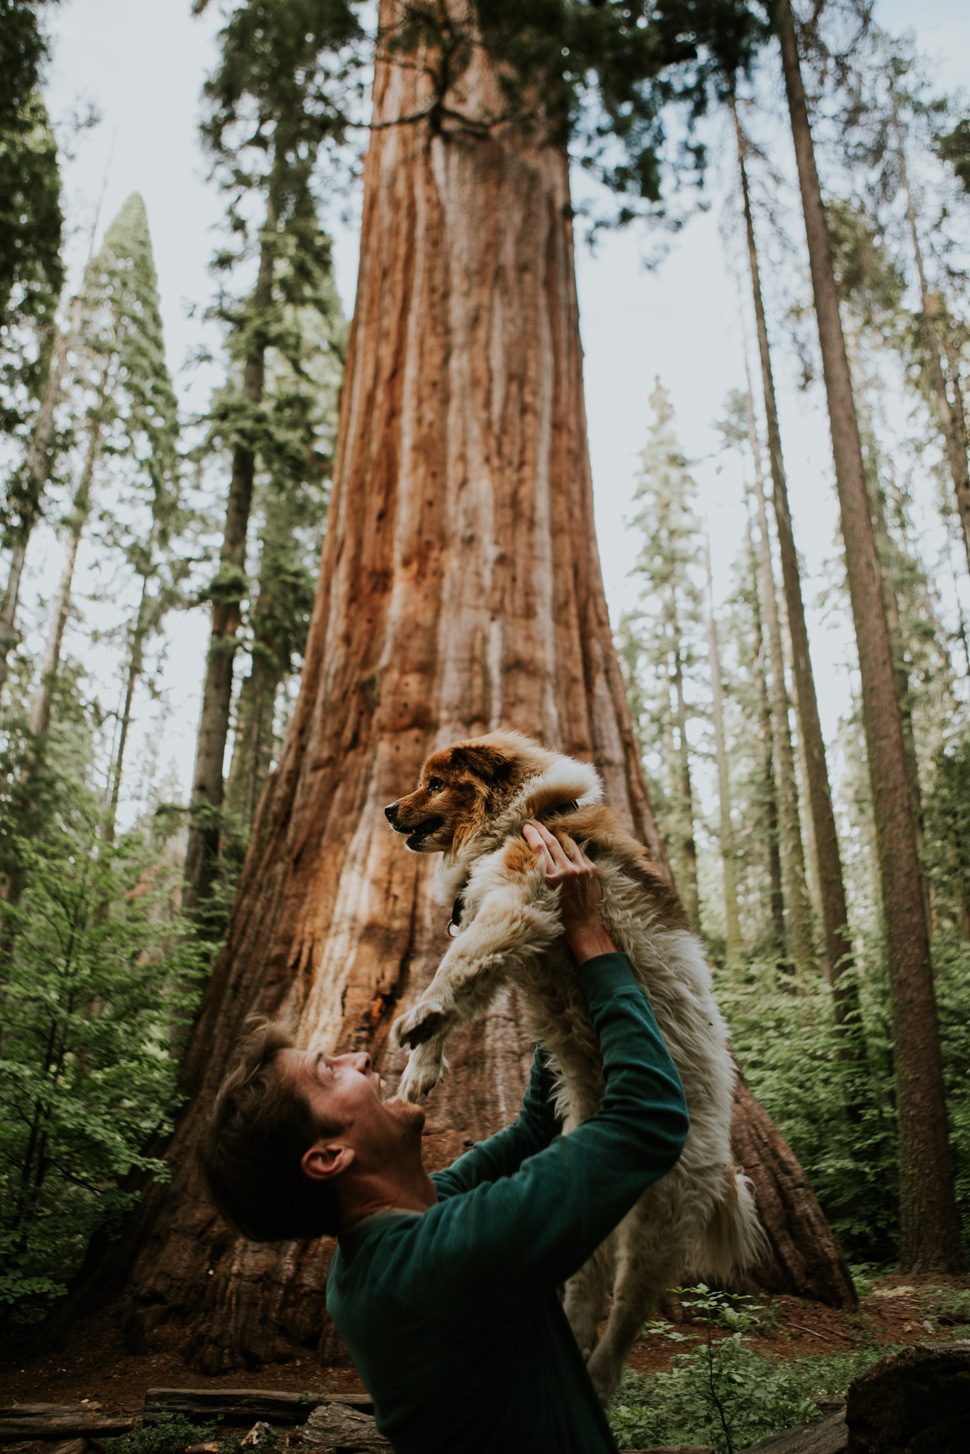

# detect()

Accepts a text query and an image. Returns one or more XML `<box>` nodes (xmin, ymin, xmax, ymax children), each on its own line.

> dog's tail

<box><xmin>687</xmin><ymin>1165</ymin><xmax>768</xmax><ymax>1283</ymax></box>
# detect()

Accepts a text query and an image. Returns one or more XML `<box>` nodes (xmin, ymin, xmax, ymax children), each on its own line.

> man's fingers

<box><xmin>524</xmin><ymin>822</ymin><xmax>592</xmax><ymax>879</ymax></box>
<box><xmin>523</xmin><ymin>821</ymin><xmax>556</xmax><ymax>871</ymax></box>
<box><xmin>558</xmin><ymin>832</ymin><xmax>590</xmax><ymax>870</ymax></box>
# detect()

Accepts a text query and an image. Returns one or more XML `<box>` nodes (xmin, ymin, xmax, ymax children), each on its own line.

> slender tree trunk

<box><xmin>735</xmin><ymin>103</ymin><xmax>856</xmax><ymax>1023</ymax></box>
<box><xmin>102</xmin><ymin>576</ymin><xmax>152</xmax><ymax>845</ymax></box>
<box><xmin>893</xmin><ymin>109</ymin><xmax>970</xmax><ymax>574</ymax></box>
<box><xmin>743</xmin><ymin>509</ymin><xmax>787</xmax><ymax>952</ymax></box>
<box><xmin>71</xmin><ymin>6</ymin><xmax>855</xmax><ymax>1368</ymax></box>
<box><xmin>225</xmin><ymin>586</ymin><xmax>287</xmax><ymax>834</ymax></box>
<box><xmin>28</xmin><ymin>397</ymin><xmax>104</xmax><ymax>741</ymax></box>
<box><xmin>0</xmin><ymin>282</ymin><xmax>90</xmax><ymax>699</ymax></box>
<box><xmin>182</xmin><ymin>186</ymin><xmax>280</xmax><ymax>915</ymax></box>
<box><xmin>777</xmin><ymin>0</ymin><xmax>964</xmax><ymax>1273</ymax></box>
<box><xmin>669</xmin><ymin>604</ymin><xmax>701</xmax><ymax>935</ymax></box>
<box><xmin>743</xmin><ymin>376</ymin><xmax>815</xmax><ymax>980</ymax></box>
<box><xmin>703</xmin><ymin>526</ymin><xmax>741</xmax><ymax>958</ymax></box>
<box><xmin>851</xmin><ymin>364</ymin><xmax>926</xmax><ymax>880</ymax></box>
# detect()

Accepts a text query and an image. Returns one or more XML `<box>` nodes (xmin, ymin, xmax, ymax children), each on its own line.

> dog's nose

<box><xmin>385</xmin><ymin>802</ymin><xmax>399</xmax><ymax>823</ymax></box>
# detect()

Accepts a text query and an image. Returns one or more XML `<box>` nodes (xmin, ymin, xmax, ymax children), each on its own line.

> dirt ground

<box><xmin>1</xmin><ymin>1273</ymin><xmax>968</xmax><ymax>1425</ymax></box>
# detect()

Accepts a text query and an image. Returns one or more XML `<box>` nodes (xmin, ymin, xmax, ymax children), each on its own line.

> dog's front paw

<box><xmin>398</xmin><ymin>1043</ymin><xmax>444</xmax><ymax>1102</ymax></box>
<box><xmin>391</xmin><ymin>999</ymin><xmax>450</xmax><ymax>1050</ymax></box>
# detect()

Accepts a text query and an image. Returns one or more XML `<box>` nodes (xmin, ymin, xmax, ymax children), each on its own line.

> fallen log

<box><xmin>0</xmin><ymin>1405</ymin><xmax>134</xmax><ymax>1442</ymax></box>
<box><xmin>740</xmin><ymin>1407</ymin><xmax>847</xmax><ymax>1453</ymax></box>
<box><xmin>143</xmin><ymin>1389</ymin><xmax>373</xmax><ymax>1426</ymax></box>
<box><xmin>845</xmin><ymin>1341</ymin><xmax>970</xmax><ymax>1453</ymax></box>
<box><xmin>302</xmin><ymin>1405</ymin><xmax>391</xmax><ymax>1453</ymax></box>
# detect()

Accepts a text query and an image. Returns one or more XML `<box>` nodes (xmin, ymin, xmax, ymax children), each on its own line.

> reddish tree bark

<box><xmin>76</xmin><ymin>5</ymin><xmax>855</xmax><ymax>1371</ymax></box>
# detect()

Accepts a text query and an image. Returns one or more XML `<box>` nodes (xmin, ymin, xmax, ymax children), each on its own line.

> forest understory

<box><xmin>2</xmin><ymin>1274</ymin><xmax>969</xmax><ymax>1446</ymax></box>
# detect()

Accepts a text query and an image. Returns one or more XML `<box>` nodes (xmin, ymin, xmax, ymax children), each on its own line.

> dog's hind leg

<box><xmin>563</xmin><ymin>1235</ymin><xmax>615</xmax><ymax>1362</ymax></box>
<box><xmin>585</xmin><ymin>1201</ymin><xmax>693</xmax><ymax>1406</ymax></box>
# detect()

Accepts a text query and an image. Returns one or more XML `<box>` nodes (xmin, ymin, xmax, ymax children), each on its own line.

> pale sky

<box><xmin>37</xmin><ymin>0</ymin><xmax>970</xmax><ymax>832</ymax></box>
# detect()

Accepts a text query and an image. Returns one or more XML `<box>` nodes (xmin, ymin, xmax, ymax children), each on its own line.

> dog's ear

<box><xmin>450</xmin><ymin>743</ymin><xmax>515</xmax><ymax>786</ymax></box>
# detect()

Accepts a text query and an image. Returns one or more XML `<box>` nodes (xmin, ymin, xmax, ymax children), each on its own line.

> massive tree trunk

<box><xmin>76</xmin><ymin>5</ymin><xmax>854</xmax><ymax>1370</ymax></box>
<box><xmin>735</xmin><ymin>103</ymin><xmax>857</xmax><ymax>1028</ymax></box>
<box><xmin>777</xmin><ymin>0</ymin><xmax>964</xmax><ymax>1273</ymax></box>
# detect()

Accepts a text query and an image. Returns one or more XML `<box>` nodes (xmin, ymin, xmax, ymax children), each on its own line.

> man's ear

<box><xmin>301</xmin><ymin>1141</ymin><xmax>355</xmax><ymax>1182</ymax></box>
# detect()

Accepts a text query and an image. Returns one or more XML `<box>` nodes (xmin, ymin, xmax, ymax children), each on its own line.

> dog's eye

<box><xmin>426</xmin><ymin>777</ymin><xmax>444</xmax><ymax>793</ymax></box>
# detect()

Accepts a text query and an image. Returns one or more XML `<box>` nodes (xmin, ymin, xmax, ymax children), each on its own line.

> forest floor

<box><xmin>1</xmin><ymin>1272</ymin><xmax>968</xmax><ymax>1423</ymax></box>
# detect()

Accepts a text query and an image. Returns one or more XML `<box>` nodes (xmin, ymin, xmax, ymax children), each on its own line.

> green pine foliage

<box><xmin>0</xmin><ymin>685</ymin><xmax>208</xmax><ymax>1326</ymax></box>
<box><xmin>0</xmin><ymin>88</ymin><xmax>63</xmax><ymax>489</ymax></box>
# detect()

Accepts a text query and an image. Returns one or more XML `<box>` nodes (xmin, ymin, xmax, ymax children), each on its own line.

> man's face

<box><xmin>276</xmin><ymin>1048</ymin><xmax>426</xmax><ymax>1170</ymax></box>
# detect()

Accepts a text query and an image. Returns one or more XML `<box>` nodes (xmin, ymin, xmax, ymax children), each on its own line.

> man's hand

<box><xmin>522</xmin><ymin>821</ymin><xmax>617</xmax><ymax>965</ymax></box>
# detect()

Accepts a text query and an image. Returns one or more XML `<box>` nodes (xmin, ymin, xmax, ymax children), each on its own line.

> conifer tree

<box><xmin>733</xmin><ymin>495</ymin><xmax>786</xmax><ymax>952</ymax></box>
<box><xmin>627</xmin><ymin>382</ymin><xmax>705</xmax><ymax>935</ymax></box>
<box><xmin>224</xmin><ymin>282</ymin><xmax>345</xmax><ymax>836</ymax></box>
<box><xmin>27</xmin><ymin>195</ymin><xmax>180</xmax><ymax>801</ymax></box>
<box><xmin>719</xmin><ymin>381</ymin><xmax>815</xmax><ymax>979</ymax></box>
<box><xmin>0</xmin><ymin>87</ymin><xmax>63</xmax><ymax>697</ymax></box>
<box><xmin>734</xmin><ymin>99</ymin><xmax>856</xmax><ymax>1013</ymax></box>
<box><xmin>183</xmin><ymin>0</ymin><xmax>361</xmax><ymax>917</ymax></box>
<box><xmin>703</xmin><ymin>523</ymin><xmax>741</xmax><ymax>959</ymax></box>
<box><xmin>774</xmin><ymin>0</ymin><xmax>964</xmax><ymax>1272</ymax></box>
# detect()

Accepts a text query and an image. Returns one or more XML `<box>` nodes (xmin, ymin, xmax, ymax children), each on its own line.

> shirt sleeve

<box><xmin>389</xmin><ymin>953</ymin><xmax>690</xmax><ymax>1310</ymax></box>
<box><xmin>431</xmin><ymin>1049</ymin><xmax>561</xmax><ymax>1200</ymax></box>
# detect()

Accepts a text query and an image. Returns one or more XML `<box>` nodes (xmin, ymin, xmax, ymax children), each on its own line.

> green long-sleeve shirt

<box><xmin>326</xmin><ymin>953</ymin><xmax>690</xmax><ymax>1453</ymax></box>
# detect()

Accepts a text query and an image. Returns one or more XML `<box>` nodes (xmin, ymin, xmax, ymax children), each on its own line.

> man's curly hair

<box><xmin>197</xmin><ymin>1017</ymin><xmax>342</xmax><ymax>1241</ymax></box>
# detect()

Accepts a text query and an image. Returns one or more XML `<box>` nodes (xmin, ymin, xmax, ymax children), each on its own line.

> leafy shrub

<box><xmin>104</xmin><ymin>1417</ymin><xmax>217</xmax><ymax>1454</ymax></box>
<box><xmin>0</xmin><ymin>804</ymin><xmax>210</xmax><ymax>1325</ymax></box>
<box><xmin>608</xmin><ymin>1287</ymin><xmax>892</xmax><ymax>1454</ymax></box>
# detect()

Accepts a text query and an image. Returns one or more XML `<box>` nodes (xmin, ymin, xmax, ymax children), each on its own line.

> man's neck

<box><xmin>340</xmin><ymin>1164</ymin><xmax>438</xmax><ymax>1230</ymax></box>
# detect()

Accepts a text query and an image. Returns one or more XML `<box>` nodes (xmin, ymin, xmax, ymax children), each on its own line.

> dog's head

<box><xmin>384</xmin><ymin>731</ymin><xmax>553</xmax><ymax>854</ymax></box>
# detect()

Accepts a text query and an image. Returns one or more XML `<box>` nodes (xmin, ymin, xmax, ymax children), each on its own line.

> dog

<box><xmin>384</xmin><ymin>729</ymin><xmax>764</xmax><ymax>1404</ymax></box>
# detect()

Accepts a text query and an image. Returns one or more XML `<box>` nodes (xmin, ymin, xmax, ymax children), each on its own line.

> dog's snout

<box><xmin>385</xmin><ymin>802</ymin><xmax>399</xmax><ymax>823</ymax></box>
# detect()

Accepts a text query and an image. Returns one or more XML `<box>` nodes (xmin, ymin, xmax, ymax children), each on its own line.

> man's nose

<box><xmin>342</xmin><ymin>1051</ymin><xmax>371</xmax><ymax>1074</ymax></box>
<box><xmin>385</xmin><ymin>802</ymin><xmax>399</xmax><ymax>823</ymax></box>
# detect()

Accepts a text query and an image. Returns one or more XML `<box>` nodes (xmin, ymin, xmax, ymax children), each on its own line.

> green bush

<box><xmin>608</xmin><ymin>1288</ymin><xmax>892</xmax><ymax>1454</ymax></box>
<box><xmin>0</xmin><ymin>808</ymin><xmax>210</xmax><ymax>1324</ymax></box>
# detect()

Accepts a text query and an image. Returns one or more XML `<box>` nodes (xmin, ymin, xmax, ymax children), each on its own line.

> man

<box><xmin>199</xmin><ymin>821</ymin><xmax>689</xmax><ymax>1453</ymax></box>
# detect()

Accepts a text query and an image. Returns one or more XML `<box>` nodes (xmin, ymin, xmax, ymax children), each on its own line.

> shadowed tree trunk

<box><xmin>74</xmin><ymin>4</ymin><xmax>856</xmax><ymax>1371</ymax></box>
<box><xmin>182</xmin><ymin>184</ymin><xmax>280</xmax><ymax>916</ymax></box>
<box><xmin>735</xmin><ymin>100</ymin><xmax>857</xmax><ymax>1030</ymax></box>
<box><xmin>777</xmin><ymin>0</ymin><xmax>964</xmax><ymax>1273</ymax></box>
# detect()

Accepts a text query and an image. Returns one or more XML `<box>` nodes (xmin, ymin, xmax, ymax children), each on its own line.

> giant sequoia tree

<box><xmin>81</xmin><ymin>0</ymin><xmax>854</xmax><ymax>1372</ymax></box>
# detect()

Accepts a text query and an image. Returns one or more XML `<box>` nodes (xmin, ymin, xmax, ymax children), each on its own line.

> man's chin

<box><xmin>385</xmin><ymin>1094</ymin><xmax>426</xmax><ymax>1133</ymax></box>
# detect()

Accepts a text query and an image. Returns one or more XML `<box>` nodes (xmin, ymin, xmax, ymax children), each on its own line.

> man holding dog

<box><xmin>200</xmin><ymin>821</ymin><xmax>690</xmax><ymax>1453</ymax></box>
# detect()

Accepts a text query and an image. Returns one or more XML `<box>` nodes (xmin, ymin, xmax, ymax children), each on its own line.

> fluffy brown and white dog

<box><xmin>384</xmin><ymin>729</ymin><xmax>764</xmax><ymax>1404</ymax></box>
